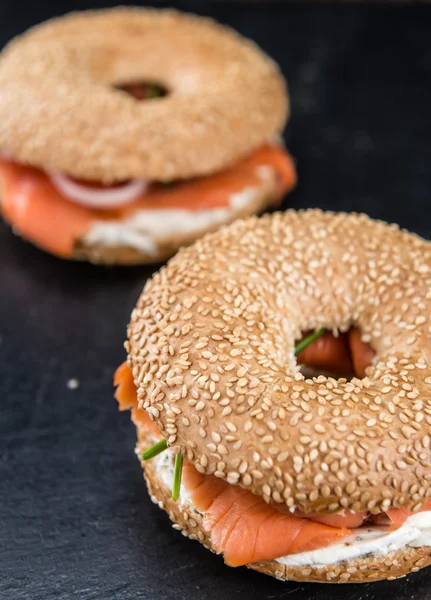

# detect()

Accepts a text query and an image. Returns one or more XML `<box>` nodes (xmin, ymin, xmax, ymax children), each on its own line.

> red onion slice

<box><xmin>49</xmin><ymin>173</ymin><xmax>148</xmax><ymax>209</ymax></box>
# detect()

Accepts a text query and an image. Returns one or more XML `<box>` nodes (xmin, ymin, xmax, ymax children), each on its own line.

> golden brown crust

<box><xmin>127</xmin><ymin>210</ymin><xmax>431</xmax><ymax>516</ymax></box>
<box><xmin>136</xmin><ymin>424</ymin><xmax>431</xmax><ymax>583</ymax></box>
<box><xmin>0</xmin><ymin>8</ymin><xmax>288</xmax><ymax>183</ymax></box>
<box><xmin>72</xmin><ymin>172</ymin><xmax>278</xmax><ymax>265</ymax></box>
<box><xmin>251</xmin><ymin>547</ymin><xmax>431</xmax><ymax>583</ymax></box>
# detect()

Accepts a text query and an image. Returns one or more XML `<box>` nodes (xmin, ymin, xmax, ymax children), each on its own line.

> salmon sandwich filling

<box><xmin>0</xmin><ymin>8</ymin><xmax>295</xmax><ymax>264</ymax></box>
<box><xmin>114</xmin><ymin>328</ymin><xmax>431</xmax><ymax>571</ymax></box>
<box><xmin>0</xmin><ymin>145</ymin><xmax>295</xmax><ymax>263</ymax></box>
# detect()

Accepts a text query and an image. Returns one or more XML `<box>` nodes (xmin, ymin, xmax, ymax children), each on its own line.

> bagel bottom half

<box><xmin>135</xmin><ymin>424</ymin><xmax>431</xmax><ymax>584</ymax></box>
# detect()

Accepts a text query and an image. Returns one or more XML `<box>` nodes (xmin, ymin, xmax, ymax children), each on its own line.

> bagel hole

<box><xmin>296</xmin><ymin>328</ymin><xmax>375</xmax><ymax>380</ymax></box>
<box><xmin>114</xmin><ymin>80</ymin><xmax>168</xmax><ymax>101</ymax></box>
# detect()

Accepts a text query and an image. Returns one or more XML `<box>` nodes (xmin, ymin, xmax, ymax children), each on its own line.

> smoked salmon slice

<box><xmin>0</xmin><ymin>163</ymin><xmax>93</xmax><ymax>258</ymax></box>
<box><xmin>297</xmin><ymin>328</ymin><xmax>375</xmax><ymax>379</ymax></box>
<box><xmin>348</xmin><ymin>328</ymin><xmax>376</xmax><ymax>378</ymax></box>
<box><xmin>114</xmin><ymin>361</ymin><xmax>138</xmax><ymax>411</ymax></box>
<box><xmin>386</xmin><ymin>500</ymin><xmax>431</xmax><ymax>527</ymax></box>
<box><xmin>0</xmin><ymin>144</ymin><xmax>296</xmax><ymax>258</ymax></box>
<box><xmin>269</xmin><ymin>496</ymin><xmax>367</xmax><ymax>528</ymax></box>
<box><xmin>292</xmin><ymin>509</ymin><xmax>367</xmax><ymax>529</ymax></box>
<box><xmin>297</xmin><ymin>331</ymin><xmax>353</xmax><ymax>374</ymax></box>
<box><xmin>182</xmin><ymin>461</ymin><xmax>228</xmax><ymax>511</ymax></box>
<box><xmin>114</xmin><ymin>361</ymin><xmax>160</xmax><ymax>436</ymax></box>
<box><xmin>183</xmin><ymin>462</ymin><xmax>350</xmax><ymax>566</ymax></box>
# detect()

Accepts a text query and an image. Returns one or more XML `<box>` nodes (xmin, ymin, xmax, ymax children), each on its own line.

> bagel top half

<box><xmin>0</xmin><ymin>7</ymin><xmax>288</xmax><ymax>183</ymax></box>
<box><xmin>127</xmin><ymin>209</ymin><xmax>431</xmax><ymax>517</ymax></box>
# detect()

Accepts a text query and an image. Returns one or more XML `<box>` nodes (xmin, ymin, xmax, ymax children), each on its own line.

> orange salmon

<box><xmin>113</xmin><ymin>361</ymin><xmax>160</xmax><ymax>436</ymax></box>
<box><xmin>297</xmin><ymin>331</ymin><xmax>353</xmax><ymax>374</ymax></box>
<box><xmin>386</xmin><ymin>500</ymin><xmax>431</xmax><ymax>528</ymax></box>
<box><xmin>298</xmin><ymin>329</ymin><xmax>375</xmax><ymax>379</ymax></box>
<box><xmin>183</xmin><ymin>462</ymin><xmax>350</xmax><ymax>566</ymax></box>
<box><xmin>349</xmin><ymin>328</ymin><xmax>376</xmax><ymax>378</ymax></box>
<box><xmin>293</xmin><ymin>509</ymin><xmax>367</xmax><ymax>529</ymax></box>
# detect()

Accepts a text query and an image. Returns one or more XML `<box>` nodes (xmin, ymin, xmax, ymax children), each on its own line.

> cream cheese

<box><xmin>276</xmin><ymin>511</ymin><xmax>431</xmax><ymax>567</ymax></box>
<box><xmin>82</xmin><ymin>170</ymin><xmax>273</xmax><ymax>255</ymax></box>
<box><xmin>152</xmin><ymin>445</ymin><xmax>192</xmax><ymax>507</ymax></box>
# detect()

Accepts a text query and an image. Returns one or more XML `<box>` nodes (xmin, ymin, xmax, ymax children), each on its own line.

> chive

<box><xmin>145</xmin><ymin>83</ymin><xmax>164</xmax><ymax>99</ymax></box>
<box><xmin>294</xmin><ymin>328</ymin><xmax>326</xmax><ymax>356</ymax></box>
<box><xmin>172</xmin><ymin>453</ymin><xmax>184</xmax><ymax>501</ymax></box>
<box><xmin>142</xmin><ymin>438</ymin><xmax>168</xmax><ymax>461</ymax></box>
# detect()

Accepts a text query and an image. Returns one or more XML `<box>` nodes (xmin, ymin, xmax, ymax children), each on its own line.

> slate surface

<box><xmin>1</xmin><ymin>2</ymin><xmax>431</xmax><ymax>599</ymax></box>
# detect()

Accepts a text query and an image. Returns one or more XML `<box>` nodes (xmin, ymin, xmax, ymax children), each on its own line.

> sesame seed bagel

<box><xmin>0</xmin><ymin>7</ymin><xmax>288</xmax><ymax>183</ymax></box>
<box><xmin>136</xmin><ymin>424</ymin><xmax>431</xmax><ymax>583</ymax></box>
<box><xmin>127</xmin><ymin>209</ymin><xmax>431</xmax><ymax>520</ymax></box>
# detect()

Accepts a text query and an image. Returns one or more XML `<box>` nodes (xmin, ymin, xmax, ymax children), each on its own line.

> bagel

<box><xmin>0</xmin><ymin>8</ymin><xmax>295</xmax><ymax>264</ymax></box>
<box><xmin>114</xmin><ymin>209</ymin><xmax>431</xmax><ymax>583</ymax></box>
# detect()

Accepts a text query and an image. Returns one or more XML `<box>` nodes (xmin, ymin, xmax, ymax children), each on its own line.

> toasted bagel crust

<box><xmin>0</xmin><ymin>8</ymin><xmax>288</xmax><ymax>183</ymax></box>
<box><xmin>136</xmin><ymin>425</ymin><xmax>431</xmax><ymax>583</ymax></box>
<box><xmin>127</xmin><ymin>210</ymin><xmax>431</xmax><ymax>516</ymax></box>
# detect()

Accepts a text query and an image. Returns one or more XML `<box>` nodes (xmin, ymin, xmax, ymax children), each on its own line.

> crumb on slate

<box><xmin>67</xmin><ymin>378</ymin><xmax>80</xmax><ymax>390</ymax></box>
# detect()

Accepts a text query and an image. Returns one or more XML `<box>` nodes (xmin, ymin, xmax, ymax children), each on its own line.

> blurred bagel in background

<box><xmin>0</xmin><ymin>7</ymin><xmax>296</xmax><ymax>264</ymax></box>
